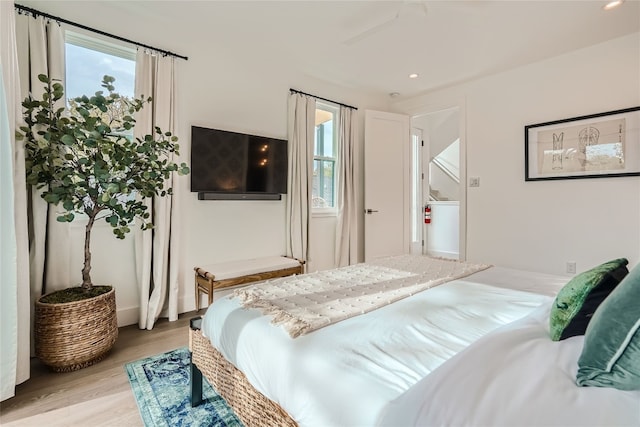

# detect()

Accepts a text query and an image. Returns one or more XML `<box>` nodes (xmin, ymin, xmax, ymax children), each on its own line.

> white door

<box><xmin>364</xmin><ymin>110</ymin><xmax>410</xmax><ymax>261</ymax></box>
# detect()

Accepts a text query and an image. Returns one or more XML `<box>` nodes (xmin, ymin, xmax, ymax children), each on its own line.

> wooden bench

<box><xmin>194</xmin><ymin>256</ymin><xmax>304</xmax><ymax>310</ymax></box>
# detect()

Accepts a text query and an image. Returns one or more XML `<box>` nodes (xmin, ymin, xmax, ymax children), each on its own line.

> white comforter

<box><xmin>202</xmin><ymin>266</ymin><xmax>567</xmax><ymax>427</ymax></box>
<box><xmin>233</xmin><ymin>256</ymin><xmax>490</xmax><ymax>338</ymax></box>
<box><xmin>378</xmin><ymin>303</ymin><xmax>640</xmax><ymax>426</ymax></box>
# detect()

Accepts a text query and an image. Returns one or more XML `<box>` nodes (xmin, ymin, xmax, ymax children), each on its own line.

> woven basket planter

<box><xmin>35</xmin><ymin>286</ymin><xmax>118</xmax><ymax>372</ymax></box>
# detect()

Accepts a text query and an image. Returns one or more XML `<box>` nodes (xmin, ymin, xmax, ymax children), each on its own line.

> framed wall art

<box><xmin>524</xmin><ymin>106</ymin><xmax>640</xmax><ymax>181</ymax></box>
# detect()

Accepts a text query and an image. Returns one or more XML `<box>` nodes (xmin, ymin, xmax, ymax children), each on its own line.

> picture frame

<box><xmin>524</xmin><ymin>106</ymin><xmax>640</xmax><ymax>181</ymax></box>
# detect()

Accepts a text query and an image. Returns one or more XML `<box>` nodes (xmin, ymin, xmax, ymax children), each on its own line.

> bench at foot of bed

<box><xmin>194</xmin><ymin>256</ymin><xmax>304</xmax><ymax>310</ymax></box>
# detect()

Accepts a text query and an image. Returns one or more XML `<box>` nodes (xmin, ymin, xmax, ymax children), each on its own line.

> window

<box><xmin>65</xmin><ymin>32</ymin><xmax>136</xmax><ymax>140</ymax></box>
<box><xmin>64</xmin><ymin>32</ymin><xmax>137</xmax><ymax>219</ymax></box>
<box><xmin>313</xmin><ymin>103</ymin><xmax>339</xmax><ymax>213</ymax></box>
<box><xmin>65</xmin><ymin>31</ymin><xmax>136</xmax><ymax>100</ymax></box>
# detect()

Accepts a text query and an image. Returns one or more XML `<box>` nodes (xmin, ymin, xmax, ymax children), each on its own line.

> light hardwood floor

<box><xmin>0</xmin><ymin>310</ymin><xmax>200</xmax><ymax>426</ymax></box>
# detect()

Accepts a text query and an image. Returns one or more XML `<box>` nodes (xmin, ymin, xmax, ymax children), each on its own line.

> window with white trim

<box><xmin>65</xmin><ymin>31</ymin><xmax>136</xmax><ymax>139</ymax></box>
<box><xmin>65</xmin><ymin>31</ymin><xmax>136</xmax><ymax>98</ymax></box>
<box><xmin>313</xmin><ymin>102</ymin><xmax>339</xmax><ymax>213</ymax></box>
<box><xmin>64</xmin><ymin>32</ymin><xmax>137</xmax><ymax>219</ymax></box>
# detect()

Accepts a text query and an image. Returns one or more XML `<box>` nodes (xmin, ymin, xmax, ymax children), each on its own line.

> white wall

<box><xmin>426</xmin><ymin>201</ymin><xmax>459</xmax><ymax>259</ymax></box>
<box><xmin>430</xmin><ymin>140</ymin><xmax>460</xmax><ymax>201</ymax></box>
<box><xmin>177</xmin><ymin>46</ymin><xmax>381</xmax><ymax>315</ymax></box>
<box><xmin>395</xmin><ymin>33</ymin><xmax>640</xmax><ymax>276</ymax></box>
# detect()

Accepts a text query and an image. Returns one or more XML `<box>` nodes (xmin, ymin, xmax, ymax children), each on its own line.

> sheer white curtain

<box><xmin>0</xmin><ymin>1</ymin><xmax>30</xmax><ymax>401</ymax></box>
<box><xmin>15</xmin><ymin>11</ymin><xmax>68</xmax><ymax>298</ymax></box>
<box><xmin>334</xmin><ymin>106</ymin><xmax>360</xmax><ymax>266</ymax></box>
<box><xmin>286</xmin><ymin>93</ymin><xmax>316</xmax><ymax>266</ymax></box>
<box><xmin>1</xmin><ymin>9</ymin><xmax>66</xmax><ymax>400</ymax></box>
<box><xmin>134</xmin><ymin>50</ymin><xmax>181</xmax><ymax>330</ymax></box>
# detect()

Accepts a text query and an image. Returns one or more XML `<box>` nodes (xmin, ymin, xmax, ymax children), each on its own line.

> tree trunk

<box><xmin>81</xmin><ymin>214</ymin><xmax>95</xmax><ymax>290</ymax></box>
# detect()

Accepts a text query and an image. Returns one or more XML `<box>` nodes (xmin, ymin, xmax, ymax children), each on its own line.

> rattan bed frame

<box><xmin>189</xmin><ymin>318</ymin><xmax>298</xmax><ymax>427</ymax></box>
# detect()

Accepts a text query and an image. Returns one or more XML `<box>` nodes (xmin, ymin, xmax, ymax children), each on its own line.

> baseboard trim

<box><xmin>116</xmin><ymin>306</ymin><xmax>139</xmax><ymax>327</ymax></box>
<box><xmin>117</xmin><ymin>295</ymin><xmax>212</xmax><ymax>327</ymax></box>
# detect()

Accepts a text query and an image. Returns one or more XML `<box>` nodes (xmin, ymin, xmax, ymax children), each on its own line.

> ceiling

<box><xmin>19</xmin><ymin>1</ymin><xmax>640</xmax><ymax>101</ymax></box>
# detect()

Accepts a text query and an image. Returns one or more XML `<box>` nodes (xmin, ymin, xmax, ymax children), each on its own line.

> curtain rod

<box><xmin>290</xmin><ymin>88</ymin><xmax>357</xmax><ymax>110</ymax></box>
<box><xmin>14</xmin><ymin>3</ymin><xmax>188</xmax><ymax>61</ymax></box>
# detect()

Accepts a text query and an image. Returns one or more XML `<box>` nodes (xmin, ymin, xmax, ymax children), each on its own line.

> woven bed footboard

<box><xmin>189</xmin><ymin>324</ymin><xmax>298</xmax><ymax>427</ymax></box>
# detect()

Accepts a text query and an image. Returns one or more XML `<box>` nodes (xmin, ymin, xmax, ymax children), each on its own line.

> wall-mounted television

<box><xmin>190</xmin><ymin>126</ymin><xmax>288</xmax><ymax>200</ymax></box>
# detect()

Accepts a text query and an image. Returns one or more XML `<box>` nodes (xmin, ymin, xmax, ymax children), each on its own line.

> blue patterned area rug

<box><xmin>125</xmin><ymin>347</ymin><xmax>243</xmax><ymax>427</ymax></box>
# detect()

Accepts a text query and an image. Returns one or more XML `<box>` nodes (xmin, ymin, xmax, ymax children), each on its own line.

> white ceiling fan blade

<box><xmin>342</xmin><ymin>1</ymin><xmax>429</xmax><ymax>46</ymax></box>
<box><xmin>343</xmin><ymin>14</ymin><xmax>399</xmax><ymax>46</ymax></box>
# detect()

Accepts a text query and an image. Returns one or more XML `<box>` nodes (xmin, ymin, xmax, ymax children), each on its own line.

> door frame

<box><xmin>410</xmin><ymin>127</ymin><xmax>424</xmax><ymax>254</ymax></box>
<box><xmin>403</xmin><ymin>99</ymin><xmax>467</xmax><ymax>261</ymax></box>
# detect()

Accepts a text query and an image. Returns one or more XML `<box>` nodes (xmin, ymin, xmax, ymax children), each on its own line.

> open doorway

<box><xmin>411</xmin><ymin>106</ymin><xmax>463</xmax><ymax>260</ymax></box>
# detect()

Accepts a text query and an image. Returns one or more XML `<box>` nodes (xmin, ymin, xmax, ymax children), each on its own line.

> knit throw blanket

<box><xmin>233</xmin><ymin>255</ymin><xmax>491</xmax><ymax>338</ymax></box>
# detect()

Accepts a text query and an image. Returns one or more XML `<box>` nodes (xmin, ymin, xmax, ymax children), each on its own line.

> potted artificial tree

<box><xmin>17</xmin><ymin>74</ymin><xmax>189</xmax><ymax>372</ymax></box>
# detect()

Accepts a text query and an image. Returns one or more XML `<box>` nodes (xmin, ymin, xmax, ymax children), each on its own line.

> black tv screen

<box><xmin>190</xmin><ymin>126</ymin><xmax>288</xmax><ymax>196</ymax></box>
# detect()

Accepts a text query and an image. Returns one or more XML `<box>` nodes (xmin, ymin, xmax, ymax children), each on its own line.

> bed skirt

<box><xmin>189</xmin><ymin>325</ymin><xmax>298</xmax><ymax>427</ymax></box>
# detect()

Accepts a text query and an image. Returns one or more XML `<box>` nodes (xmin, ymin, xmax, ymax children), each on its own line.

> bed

<box><xmin>189</xmin><ymin>254</ymin><xmax>640</xmax><ymax>426</ymax></box>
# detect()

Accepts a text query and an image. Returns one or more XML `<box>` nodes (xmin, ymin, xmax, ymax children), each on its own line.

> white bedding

<box><xmin>202</xmin><ymin>265</ymin><xmax>567</xmax><ymax>427</ymax></box>
<box><xmin>378</xmin><ymin>303</ymin><xmax>640</xmax><ymax>426</ymax></box>
<box><xmin>233</xmin><ymin>255</ymin><xmax>490</xmax><ymax>337</ymax></box>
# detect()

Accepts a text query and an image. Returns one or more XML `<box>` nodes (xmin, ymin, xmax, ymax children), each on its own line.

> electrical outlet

<box><xmin>469</xmin><ymin>177</ymin><xmax>480</xmax><ymax>187</ymax></box>
<box><xmin>566</xmin><ymin>262</ymin><xmax>577</xmax><ymax>274</ymax></box>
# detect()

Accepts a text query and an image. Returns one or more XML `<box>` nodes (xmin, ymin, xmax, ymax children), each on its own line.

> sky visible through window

<box><xmin>65</xmin><ymin>43</ymin><xmax>135</xmax><ymax>99</ymax></box>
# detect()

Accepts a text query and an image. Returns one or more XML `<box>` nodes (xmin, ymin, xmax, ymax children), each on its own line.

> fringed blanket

<box><xmin>233</xmin><ymin>255</ymin><xmax>491</xmax><ymax>338</ymax></box>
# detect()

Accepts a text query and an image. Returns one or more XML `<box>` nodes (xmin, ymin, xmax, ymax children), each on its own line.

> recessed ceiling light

<box><xmin>603</xmin><ymin>0</ymin><xmax>624</xmax><ymax>10</ymax></box>
<box><xmin>409</xmin><ymin>73</ymin><xmax>419</xmax><ymax>79</ymax></box>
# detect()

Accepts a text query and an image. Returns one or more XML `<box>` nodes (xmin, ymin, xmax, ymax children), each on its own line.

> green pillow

<box><xmin>576</xmin><ymin>262</ymin><xmax>640</xmax><ymax>390</ymax></box>
<box><xmin>549</xmin><ymin>258</ymin><xmax>628</xmax><ymax>341</ymax></box>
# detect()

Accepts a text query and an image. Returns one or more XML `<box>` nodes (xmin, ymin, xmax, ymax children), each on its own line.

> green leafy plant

<box><xmin>17</xmin><ymin>74</ymin><xmax>189</xmax><ymax>291</ymax></box>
